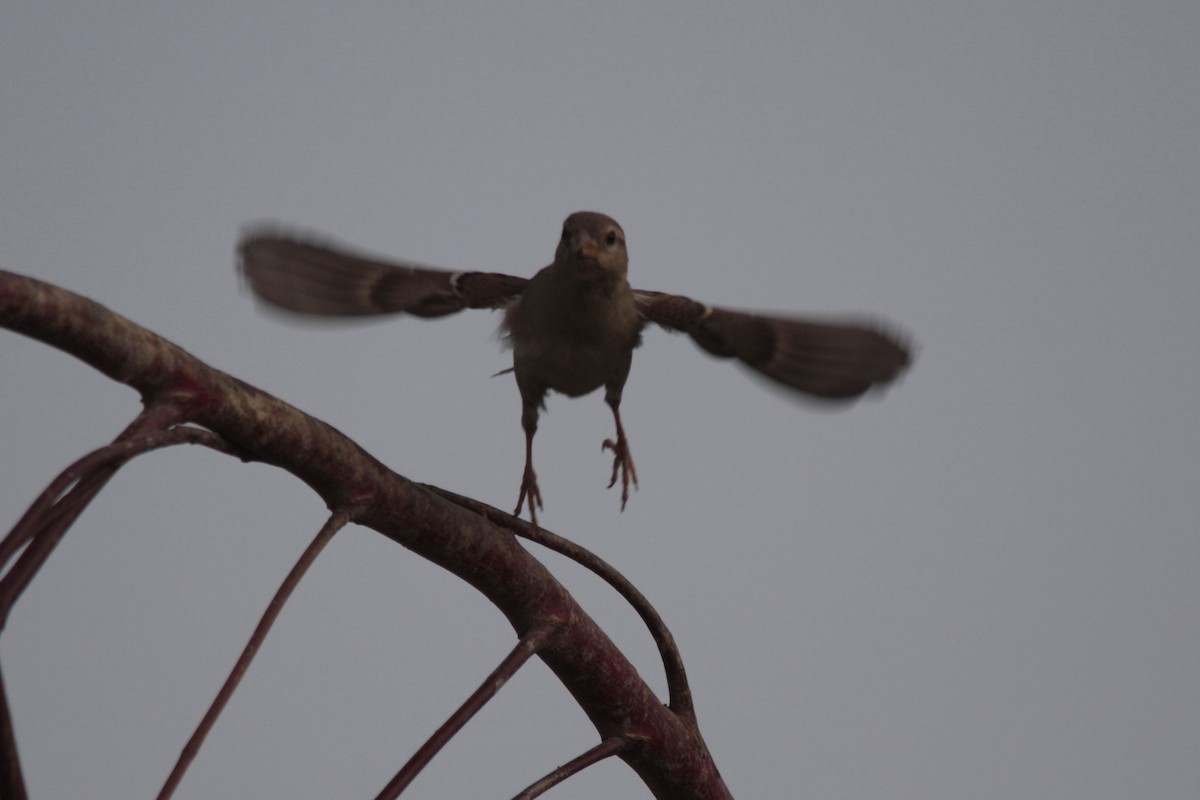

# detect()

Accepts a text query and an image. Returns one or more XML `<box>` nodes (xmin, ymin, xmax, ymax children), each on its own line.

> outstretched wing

<box><xmin>635</xmin><ymin>290</ymin><xmax>911</xmax><ymax>400</ymax></box>
<box><xmin>238</xmin><ymin>230</ymin><xmax>529</xmax><ymax>318</ymax></box>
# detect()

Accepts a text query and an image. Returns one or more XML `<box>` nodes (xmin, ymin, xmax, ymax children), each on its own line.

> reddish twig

<box><xmin>0</xmin><ymin>661</ymin><xmax>26</xmax><ymax>800</ymax></box>
<box><xmin>156</xmin><ymin>508</ymin><xmax>357</xmax><ymax>800</ymax></box>
<box><xmin>374</xmin><ymin>622</ymin><xmax>560</xmax><ymax>799</ymax></box>
<box><xmin>510</xmin><ymin>736</ymin><xmax>631</xmax><ymax>800</ymax></box>
<box><xmin>0</xmin><ymin>422</ymin><xmax>233</xmax><ymax>628</ymax></box>
<box><xmin>425</xmin><ymin>486</ymin><xmax>698</xmax><ymax>725</ymax></box>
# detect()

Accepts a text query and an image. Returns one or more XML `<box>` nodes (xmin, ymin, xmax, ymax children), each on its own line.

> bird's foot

<box><xmin>601</xmin><ymin>435</ymin><xmax>639</xmax><ymax>511</ymax></box>
<box><xmin>514</xmin><ymin>463</ymin><xmax>544</xmax><ymax>528</ymax></box>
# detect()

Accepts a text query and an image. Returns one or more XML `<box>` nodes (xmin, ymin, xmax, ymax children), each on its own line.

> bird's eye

<box><xmin>605</xmin><ymin>231</ymin><xmax>618</xmax><ymax>246</ymax></box>
<box><xmin>561</xmin><ymin>228</ymin><xmax>570</xmax><ymax>241</ymax></box>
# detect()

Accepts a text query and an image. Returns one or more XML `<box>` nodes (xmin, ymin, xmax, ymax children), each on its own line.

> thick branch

<box><xmin>0</xmin><ymin>269</ymin><xmax>730</xmax><ymax>799</ymax></box>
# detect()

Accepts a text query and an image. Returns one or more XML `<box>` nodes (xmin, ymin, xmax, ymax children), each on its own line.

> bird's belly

<box><xmin>516</xmin><ymin>339</ymin><xmax>629</xmax><ymax>398</ymax></box>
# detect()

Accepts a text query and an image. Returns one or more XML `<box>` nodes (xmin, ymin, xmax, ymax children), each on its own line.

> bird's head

<box><xmin>555</xmin><ymin>211</ymin><xmax>628</xmax><ymax>278</ymax></box>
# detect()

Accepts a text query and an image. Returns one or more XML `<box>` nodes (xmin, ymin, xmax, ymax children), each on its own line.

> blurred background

<box><xmin>2</xmin><ymin>3</ymin><xmax>1197</xmax><ymax>797</ymax></box>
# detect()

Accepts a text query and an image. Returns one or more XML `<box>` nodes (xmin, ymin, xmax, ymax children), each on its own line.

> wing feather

<box><xmin>636</xmin><ymin>289</ymin><xmax>910</xmax><ymax>399</ymax></box>
<box><xmin>238</xmin><ymin>231</ymin><xmax>528</xmax><ymax>318</ymax></box>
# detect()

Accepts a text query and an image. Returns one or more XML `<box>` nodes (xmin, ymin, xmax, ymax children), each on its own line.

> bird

<box><xmin>239</xmin><ymin>211</ymin><xmax>911</xmax><ymax>526</ymax></box>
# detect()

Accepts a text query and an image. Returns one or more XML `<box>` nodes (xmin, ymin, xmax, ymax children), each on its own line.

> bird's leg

<box><xmin>601</xmin><ymin>398</ymin><xmax>638</xmax><ymax>510</ymax></box>
<box><xmin>514</xmin><ymin>406</ymin><xmax>543</xmax><ymax>527</ymax></box>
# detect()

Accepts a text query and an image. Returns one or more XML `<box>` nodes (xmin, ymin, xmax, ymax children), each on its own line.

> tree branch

<box><xmin>0</xmin><ymin>268</ymin><xmax>732</xmax><ymax>799</ymax></box>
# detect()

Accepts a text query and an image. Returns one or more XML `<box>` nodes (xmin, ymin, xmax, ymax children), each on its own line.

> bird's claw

<box><xmin>514</xmin><ymin>465</ymin><xmax>544</xmax><ymax>528</ymax></box>
<box><xmin>601</xmin><ymin>436</ymin><xmax>639</xmax><ymax>511</ymax></box>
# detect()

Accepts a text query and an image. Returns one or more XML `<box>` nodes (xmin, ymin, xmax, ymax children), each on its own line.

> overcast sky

<box><xmin>2</xmin><ymin>3</ymin><xmax>1198</xmax><ymax>798</ymax></box>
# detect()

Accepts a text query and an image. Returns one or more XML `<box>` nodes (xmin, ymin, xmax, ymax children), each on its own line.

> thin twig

<box><xmin>0</xmin><ymin>421</ymin><xmax>231</xmax><ymax>627</ymax></box>
<box><xmin>156</xmin><ymin>507</ymin><xmax>357</xmax><ymax>800</ymax></box>
<box><xmin>0</xmin><ymin>410</ymin><xmax>214</xmax><ymax>798</ymax></box>
<box><xmin>0</xmin><ymin>661</ymin><xmax>27</xmax><ymax>800</ymax></box>
<box><xmin>374</xmin><ymin>621</ymin><xmax>559</xmax><ymax>800</ymax></box>
<box><xmin>509</xmin><ymin>736</ymin><xmax>629</xmax><ymax>800</ymax></box>
<box><xmin>0</xmin><ymin>423</ymin><xmax>231</xmax><ymax>568</ymax></box>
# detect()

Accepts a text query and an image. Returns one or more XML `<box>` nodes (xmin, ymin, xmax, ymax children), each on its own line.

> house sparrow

<box><xmin>239</xmin><ymin>211</ymin><xmax>911</xmax><ymax>526</ymax></box>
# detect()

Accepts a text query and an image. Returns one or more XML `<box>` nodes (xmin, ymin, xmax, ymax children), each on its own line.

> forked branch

<box><xmin>0</xmin><ymin>268</ymin><xmax>731</xmax><ymax>799</ymax></box>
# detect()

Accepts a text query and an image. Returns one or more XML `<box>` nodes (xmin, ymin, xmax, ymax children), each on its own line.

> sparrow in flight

<box><xmin>239</xmin><ymin>211</ymin><xmax>911</xmax><ymax>526</ymax></box>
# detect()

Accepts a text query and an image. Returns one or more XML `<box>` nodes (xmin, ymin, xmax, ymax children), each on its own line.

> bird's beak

<box><xmin>571</xmin><ymin>232</ymin><xmax>600</xmax><ymax>260</ymax></box>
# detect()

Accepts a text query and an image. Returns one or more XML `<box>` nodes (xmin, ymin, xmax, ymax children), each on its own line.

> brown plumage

<box><xmin>240</xmin><ymin>211</ymin><xmax>911</xmax><ymax>525</ymax></box>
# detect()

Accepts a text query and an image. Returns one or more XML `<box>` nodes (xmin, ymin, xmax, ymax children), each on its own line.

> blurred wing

<box><xmin>238</xmin><ymin>230</ymin><xmax>529</xmax><ymax>318</ymax></box>
<box><xmin>635</xmin><ymin>290</ymin><xmax>911</xmax><ymax>400</ymax></box>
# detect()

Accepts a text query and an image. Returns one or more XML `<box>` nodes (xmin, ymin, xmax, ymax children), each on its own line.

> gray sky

<box><xmin>2</xmin><ymin>2</ymin><xmax>1198</xmax><ymax>798</ymax></box>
